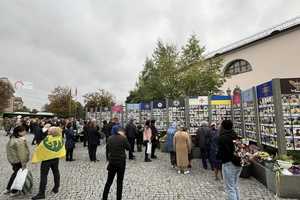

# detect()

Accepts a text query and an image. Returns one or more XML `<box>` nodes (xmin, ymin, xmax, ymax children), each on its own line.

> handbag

<box><xmin>146</xmin><ymin>142</ymin><xmax>152</xmax><ymax>154</ymax></box>
<box><xmin>11</xmin><ymin>168</ymin><xmax>28</xmax><ymax>191</ymax></box>
<box><xmin>22</xmin><ymin>171</ymin><xmax>33</xmax><ymax>194</ymax></box>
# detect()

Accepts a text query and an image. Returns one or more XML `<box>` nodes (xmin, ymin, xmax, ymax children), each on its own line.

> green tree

<box><xmin>83</xmin><ymin>89</ymin><xmax>115</xmax><ymax>109</ymax></box>
<box><xmin>0</xmin><ymin>78</ymin><xmax>15</xmax><ymax>112</ymax></box>
<box><xmin>126</xmin><ymin>34</ymin><xmax>225</xmax><ymax>102</ymax></box>
<box><xmin>179</xmin><ymin>34</ymin><xmax>225</xmax><ymax>96</ymax></box>
<box><xmin>47</xmin><ymin>86</ymin><xmax>77</xmax><ymax>118</ymax></box>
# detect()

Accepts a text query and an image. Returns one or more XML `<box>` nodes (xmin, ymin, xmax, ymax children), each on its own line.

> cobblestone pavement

<box><xmin>0</xmin><ymin>132</ymin><xmax>294</xmax><ymax>200</ymax></box>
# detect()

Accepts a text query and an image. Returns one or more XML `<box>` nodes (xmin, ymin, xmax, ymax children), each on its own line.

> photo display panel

<box><xmin>168</xmin><ymin>98</ymin><xmax>186</xmax><ymax>128</ymax></box>
<box><xmin>232</xmin><ymin>89</ymin><xmax>243</xmax><ymax>137</ymax></box>
<box><xmin>242</xmin><ymin>88</ymin><xmax>257</xmax><ymax>142</ymax></box>
<box><xmin>189</xmin><ymin>96</ymin><xmax>209</xmax><ymax>134</ymax></box>
<box><xmin>211</xmin><ymin>95</ymin><xmax>232</xmax><ymax>126</ymax></box>
<box><xmin>152</xmin><ymin>100</ymin><xmax>168</xmax><ymax>131</ymax></box>
<box><xmin>140</xmin><ymin>102</ymin><xmax>151</xmax><ymax>126</ymax></box>
<box><xmin>281</xmin><ymin>78</ymin><xmax>300</xmax><ymax>150</ymax></box>
<box><xmin>256</xmin><ymin>81</ymin><xmax>277</xmax><ymax>148</ymax></box>
<box><xmin>126</xmin><ymin>103</ymin><xmax>140</xmax><ymax>124</ymax></box>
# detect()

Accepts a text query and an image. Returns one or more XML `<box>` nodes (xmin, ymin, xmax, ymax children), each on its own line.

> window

<box><xmin>224</xmin><ymin>59</ymin><xmax>252</xmax><ymax>76</ymax></box>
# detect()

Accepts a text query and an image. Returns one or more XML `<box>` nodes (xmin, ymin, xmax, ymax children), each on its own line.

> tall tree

<box><xmin>179</xmin><ymin>35</ymin><xmax>225</xmax><ymax>96</ymax></box>
<box><xmin>0</xmin><ymin>78</ymin><xmax>15</xmax><ymax>112</ymax></box>
<box><xmin>126</xmin><ymin>34</ymin><xmax>225</xmax><ymax>102</ymax></box>
<box><xmin>47</xmin><ymin>86</ymin><xmax>77</xmax><ymax>118</ymax></box>
<box><xmin>83</xmin><ymin>89</ymin><xmax>115</xmax><ymax>109</ymax></box>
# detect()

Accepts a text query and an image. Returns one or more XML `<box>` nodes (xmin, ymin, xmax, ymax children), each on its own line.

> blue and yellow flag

<box><xmin>32</xmin><ymin>135</ymin><xmax>66</xmax><ymax>163</ymax></box>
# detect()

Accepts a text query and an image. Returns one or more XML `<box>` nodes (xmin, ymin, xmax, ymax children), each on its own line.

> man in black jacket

<box><xmin>125</xmin><ymin>119</ymin><xmax>137</xmax><ymax>160</ymax></box>
<box><xmin>217</xmin><ymin>120</ymin><xmax>242</xmax><ymax>200</ymax></box>
<box><xmin>102</xmin><ymin>128</ymin><xmax>130</xmax><ymax>200</ymax></box>
<box><xmin>87</xmin><ymin>120</ymin><xmax>100</xmax><ymax>162</ymax></box>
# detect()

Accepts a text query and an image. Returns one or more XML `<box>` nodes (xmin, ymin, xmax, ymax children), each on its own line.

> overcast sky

<box><xmin>1</xmin><ymin>0</ymin><xmax>300</xmax><ymax>109</ymax></box>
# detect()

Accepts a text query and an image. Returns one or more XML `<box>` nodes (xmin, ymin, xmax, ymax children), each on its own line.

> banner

<box><xmin>153</xmin><ymin>100</ymin><xmax>166</xmax><ymax>109</ymax></box>
<box><xmin>189</xmin><ymin>96</ymin><xmax>208</xmax><ymax>105</ymax></box>
<box><xmin>168</xmin><ymin>99</ymin><xmax>185</xmax><ymax>107</ymax></box>
<box><xmin>32</xmin><ymin>135</ymin><xmax>66</xmax><ymax>163</ymax></box>
<box><xmin>14</xmin><ymin>80</ymin><xmax>33</xmax><ymax>90</ymax></box>
<box><xmin>112</xmin><ymin>105</ymin><xmax>123</xmax><ymax>113</ymax></box>
<box><xmin>242</xmin><ymin>88</ymin><xmax>254</xmax><ymax>103</ymax></box>
<box><xmin>232</xmin><ymin>88</ymin><xmax>241</xmax><ymax>105</ymax></box>
<box><xmin>126</xmin><ymin>103</ymin><xmax>140</xmax><ymax>110</ymax></box>
<box><xmin>140</xmin><ymin>102</ymin><xmax>151</xmax><ymax>110</ymax></box>
<box><xmin>280</xmin><ymin>78</ymin><xmax>300</xmax><ymax>94</ymax></box>
<box><xmin>211</xmin><ymin>95</ymin><xmax>231</xmax><ymax>105</ymax></box>
<box><xmin>256</xmin><ymin>81</ymin><xmax>273</xmax><ymax>99</ymax></box>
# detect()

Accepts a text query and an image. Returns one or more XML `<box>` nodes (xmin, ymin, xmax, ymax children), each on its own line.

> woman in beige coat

<box><xmin>5</xmin><ymin>125</ymin><xmax>30</xmax><ymax>196</ymax></box>
<box><xmin>174</xmin><ymin>127</ymin><xmax>192</xmax><ymax>174</ymax></box>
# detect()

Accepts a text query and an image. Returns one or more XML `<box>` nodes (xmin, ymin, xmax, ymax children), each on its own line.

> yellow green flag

<box><xmin>32</xmin><ymin>135</ymin><xmax>66</xmax><ymax>163</ymax></box>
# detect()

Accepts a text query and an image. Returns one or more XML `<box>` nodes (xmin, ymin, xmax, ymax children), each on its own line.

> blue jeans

<box><xmin>222</xmin><ymin>162</ymin><xmax>242</xmax><ymax>200</ymax></box>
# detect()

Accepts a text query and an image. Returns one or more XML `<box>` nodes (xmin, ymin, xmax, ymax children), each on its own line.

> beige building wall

<box><xmin>220</xmin><ymin>27</ymin><xmax>300</xmax><ymax>91</ymax></box>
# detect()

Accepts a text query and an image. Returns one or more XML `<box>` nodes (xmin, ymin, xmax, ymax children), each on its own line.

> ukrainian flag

<box><xmin>32</xmin><ymin>135</ymin><xmax>66</xmax><ymax>163</ymax></box>
<box><xmin>211</xmin><ymin>95</ymin><xmax>231</xmax><ymax>105</ymax></box>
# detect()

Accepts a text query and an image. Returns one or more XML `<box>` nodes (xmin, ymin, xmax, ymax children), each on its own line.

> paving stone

<box><xmin>0</xmin><ymin>131</ymin><xmax>295</xmax><ymax>200</ymax></box>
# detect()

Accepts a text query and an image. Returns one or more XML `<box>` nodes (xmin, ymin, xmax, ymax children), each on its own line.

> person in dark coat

<box><xmin>101</xmin><ymin>120</ymin><xmax>110</xmax><ymax>143</ymax></box>
<box><xmin>196</xmin><ymin>121</ymin><xmax>213</xmax><ymax>170</ymax></box>
<box><xmin>136</xmin><ymin>123</ymin><xmax>144</xmax><ymax>152</ymax></box>
<box><xmin>125</xmin><ymin>119</ymin><xmax>137</xmax><ymax>160</ymax></box>
<box><xmin>65</xmin><ymin>123</ymin><xmax>76</xmax><ymax>161</ymax></box>
<box><xmin>82</xmin><ymin>121</ymin><xmax>88</xmax><ymax>147</ymax></box>
<box><xmin>217</xmin><ymin>120</ymin><xmax>241</xmax><ymax>200</ymax></box>
<box><xmin>150</xmin><ymin>120</ymin><xmax>158</xmax><ymax>159</ymax></box>
<box><xmin>209</xmin><ymin>123</ymin><xmax>222</xmax><ymax>180</ymax></box>
<box><xmin>102</xmin><ymin>128</ymin><xmax>130</xmax><ymax>200</ymax></box>
<box><xmin>87</xmin><ymin>120</ymin><xmax>100</xmax><ymax>162</ymax></box>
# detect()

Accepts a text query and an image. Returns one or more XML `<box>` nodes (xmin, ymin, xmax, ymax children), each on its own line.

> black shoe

<box><xmin>129</xmin><ymin>157</ymin><xmax>136</xmax><ymax>160</ymax></box>
<box><xmin>32</xmin><ymin>194</ymin><xmax>45</xmax><ymax>200</ymax></box>
<box><xmin>144</xmin><ymin>159</ymin><xmax>152</xmax><ymax>162</ymax></box>
<box><xmin>70</xmin><ymin>159</ymin><xmax>76</xmax><ymax>162</ymax></box>
<box><xmin>151</xmin><ymin>155</ymin><xmax>157</xmax><ymax>159</ymax></box>
<box><xmin>52</xmin><ymin>188</ymin><xmax>59</xmax><ymax>194</ymax></box>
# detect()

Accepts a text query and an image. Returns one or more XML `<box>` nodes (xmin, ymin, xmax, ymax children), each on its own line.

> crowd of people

<box><xmin>2</xmin><ymin>115</ymin><xmax>243</xmax><ymax>200</ymax></box>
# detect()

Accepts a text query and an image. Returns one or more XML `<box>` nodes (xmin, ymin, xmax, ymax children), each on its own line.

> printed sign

<box><xmin>280</xmin><ymin>78</ymin><xmax>300</xmax><ymax>94</ymax></box>
<box><xmin>256</xmin><ymin>81</ymin><xmax>273</xmax><ymax>99</ymax></box>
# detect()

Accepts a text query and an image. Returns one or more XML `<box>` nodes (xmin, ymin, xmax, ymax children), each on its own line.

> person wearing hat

<box><xmin>102</xmin><ymin>128</ymin><xmax>130</xmax><ymax>200</ymax></box>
